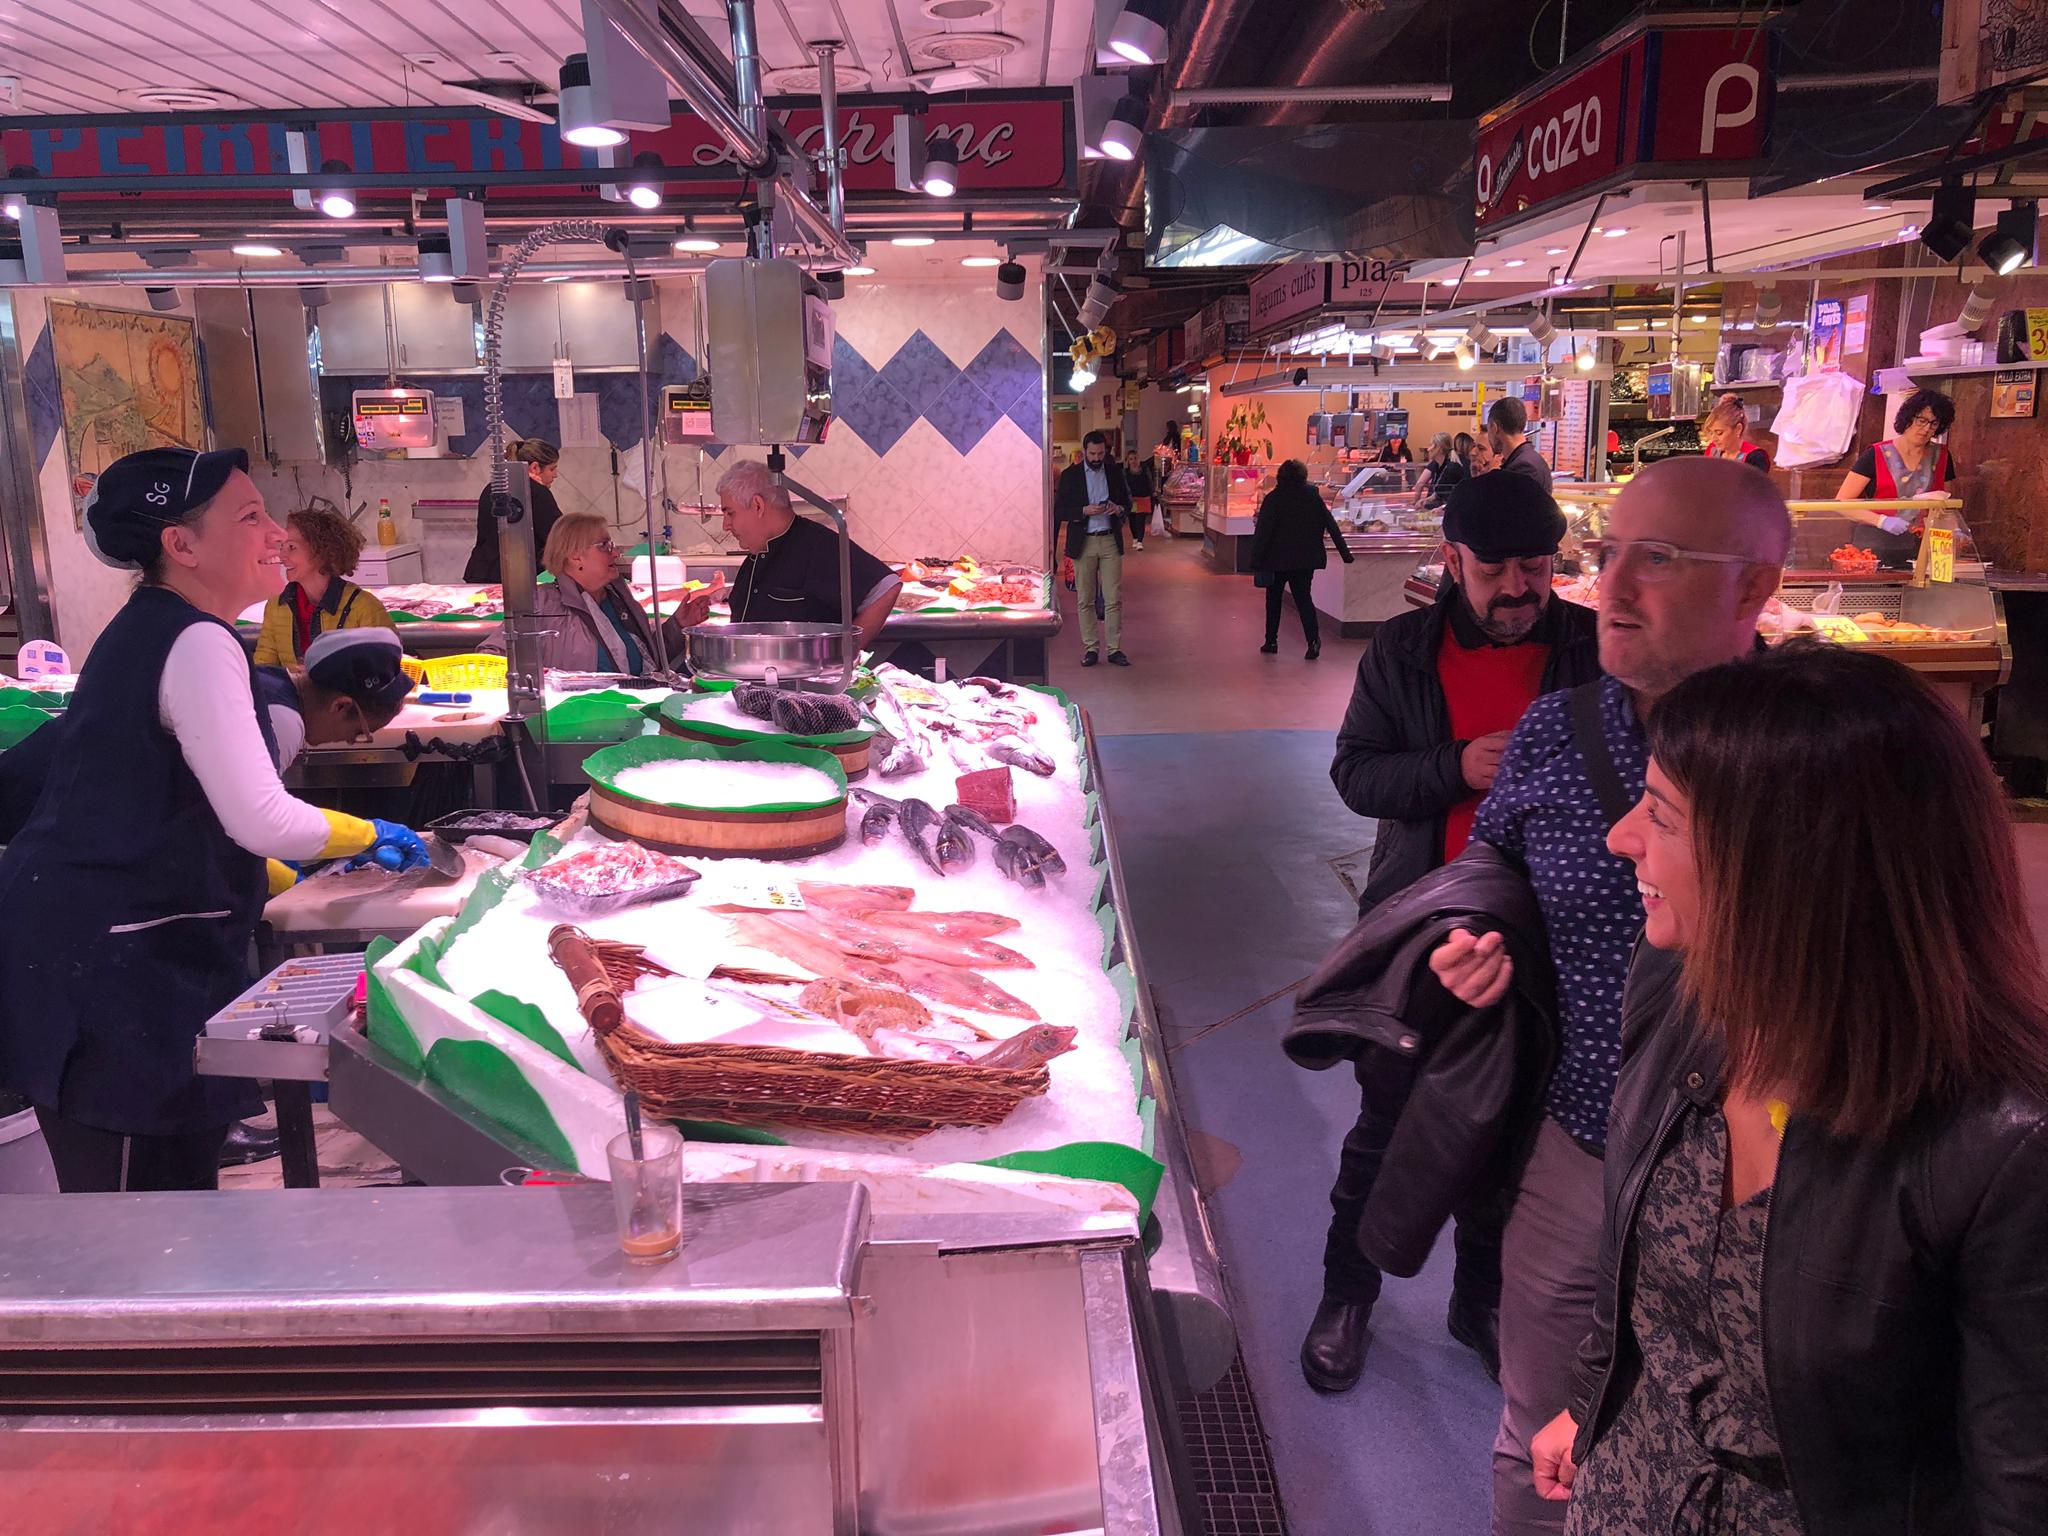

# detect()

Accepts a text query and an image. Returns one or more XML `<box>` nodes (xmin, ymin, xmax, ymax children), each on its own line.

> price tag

<box><xmin>721</xmin><ymin>879</ymin><xmax>807</xmax><ymax>912</ymax></box>
<box><xmin>2028</xmin><ymin>308</ymin><xmax>2048</xmax><ymax>363</ymax></box>
<box><xmin>1928</xmin><ymin>526</ymin><xmax>1955</xmax><ymax>584</ymax></box>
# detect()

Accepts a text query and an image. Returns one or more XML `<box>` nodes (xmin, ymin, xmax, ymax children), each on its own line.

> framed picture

<box><xmin>1991</xmin><ymin>369</ymin><xmax>2038</xmax><ymax>419</ymax></box>
<box><xmin>45</xmin><ymin>300</ymin><xmax>204</xmax><ymax>518</ymax></box>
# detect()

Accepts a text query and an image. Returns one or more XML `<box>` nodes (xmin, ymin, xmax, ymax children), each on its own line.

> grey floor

<box><xmin>1059</xmin><ymin>538</ymin><xmax>1499</xmax><ymax>1535</ymax></box>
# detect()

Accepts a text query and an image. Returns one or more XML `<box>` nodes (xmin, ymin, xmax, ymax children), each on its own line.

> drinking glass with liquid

<box><xmin>606</xmin><ymin>1126</ymin><xmax>684</xmax><ymax>1262</ymax></box>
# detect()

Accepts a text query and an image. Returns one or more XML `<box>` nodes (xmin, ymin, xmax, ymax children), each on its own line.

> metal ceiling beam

<box><xmin>1172</xmin><ymin>84</ymin><xmax>1451</xmax><ymax>106</ymax></box>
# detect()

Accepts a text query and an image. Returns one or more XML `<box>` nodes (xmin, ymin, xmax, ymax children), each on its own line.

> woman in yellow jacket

<box><xmin>252</xmin><ymin>507</ymin><xmax>397</xmax><ymax>666</ymax></box>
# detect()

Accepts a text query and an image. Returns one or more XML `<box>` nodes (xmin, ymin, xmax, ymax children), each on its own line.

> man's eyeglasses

<box><xmin>1582</xmin><ymin>538</ymin><xmax>1765</xmax><ymax>585</ymax></box>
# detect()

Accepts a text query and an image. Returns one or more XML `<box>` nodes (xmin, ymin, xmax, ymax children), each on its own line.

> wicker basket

<box><xmin>592</xmin><ymin>1021</ymin><xmax>1050</xmax><ymax>1138</ymax></box>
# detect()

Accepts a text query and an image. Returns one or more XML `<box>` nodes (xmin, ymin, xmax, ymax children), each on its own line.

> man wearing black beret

<box><xmin>1304</xmin><ymin>471</ymin><xmax>1598</xmax><ymax>1394</ymax></box>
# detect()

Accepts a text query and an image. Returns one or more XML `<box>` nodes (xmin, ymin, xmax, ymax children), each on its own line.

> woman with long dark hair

<box><xmin>1520</xmin><ymin>643</ymin><xmax>2048</xmax><ymax>1534</ymax></box>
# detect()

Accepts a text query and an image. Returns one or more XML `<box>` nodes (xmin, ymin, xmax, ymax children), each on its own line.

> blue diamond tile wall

<box><xmin>299</xmin><ymin>277</ymin><xmax>1049</xmax><ymax>572</ymax></box>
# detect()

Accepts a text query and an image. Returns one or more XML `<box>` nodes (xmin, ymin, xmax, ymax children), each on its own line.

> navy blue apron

<box><xmin>0</xmin><ymin>586</ymin><xmax>269</xmax><ymax>1135</ymax></box>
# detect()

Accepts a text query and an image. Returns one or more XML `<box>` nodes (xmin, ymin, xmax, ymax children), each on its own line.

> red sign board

<box><xmin>0</xmin><ymin>96</ymin><xmax>1072</xmax><ymax>202</ymax></box>
<box><xmin>1643</xmin><ymin>28</ymin><xmax>1771</xmax><ymax>163</ymax></box>
<box><xmin>1475</xmin><ymin>40</ymin><xmax>1640</xmax><ymax>232</ymax></box>
<box><xmin>1474</xmin><ymin>23</ymin><xmax>1773</xmax><ymax>232</ymax></box>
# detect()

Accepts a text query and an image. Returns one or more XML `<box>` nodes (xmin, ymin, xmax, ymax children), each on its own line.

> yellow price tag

<box><xmin>2026</xmin><ymin>308</ymin><xmax>2048</xmax><ymax>361</ymax></box>
<box><xmin>1928</xmin><ymin>526</ymin><xmax>1955</xmax><ymax>584</ymax></box>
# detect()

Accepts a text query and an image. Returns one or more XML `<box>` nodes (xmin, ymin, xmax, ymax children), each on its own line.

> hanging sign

<box><xmin>1474</xmin><ymin>21</ymin><xmax>1775</xmax><ymax>232</ymax></box>
<box><xmin>0</xmin><ymin>92</ymin><xmax>1075</xmax><ymax>203</ymax></box>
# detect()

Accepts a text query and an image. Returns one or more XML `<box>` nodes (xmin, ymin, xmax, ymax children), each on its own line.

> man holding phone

<box><xmin>1053</xmin><ymin>430</ymin><xmax>1133</xmax><ymax>666</ymax></box>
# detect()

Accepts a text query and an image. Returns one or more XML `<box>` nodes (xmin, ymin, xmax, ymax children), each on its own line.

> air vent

<box><xmin>913</xmin><ymin>31</ymin><xmax>1022</xmax><ymax>65</ymax></box>
<box><xmin>921</xmin><ymin>0</ymin><xmax>1001</xmax><ymax>18</ymax></box>
<box><xmin>130</xmin><ymin>86</ymin><xmax>240</xmax><ymax>109</ymax></box>
<box><xmin>765</xmin><ymin>63</ymin><xmax>875</xmax><ymax>93</ymax></box>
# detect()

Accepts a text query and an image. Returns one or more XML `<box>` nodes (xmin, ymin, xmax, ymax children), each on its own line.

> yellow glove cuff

<box><xmin>317</xmin><ymin>809</ymin><xmax>378</xmax><ymax>859</ymax></box>
<box><xmin>265</xmin><ymin>859</ymin><xmax>300</xmax><ymax>898</ymax></box>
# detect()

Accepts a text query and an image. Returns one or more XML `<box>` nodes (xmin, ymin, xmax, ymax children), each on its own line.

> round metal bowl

<box><xmin>686</xmin><ymin>621</ymin><xmax>853</xmax><ymax>682</ymax></box>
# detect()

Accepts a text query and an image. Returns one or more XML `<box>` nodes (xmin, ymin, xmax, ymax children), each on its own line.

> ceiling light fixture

<box><xmin>315</xmin><ymin>161</ymin><xmax>356</xmax><ymax>220</ymax></box>
<box><xmin>626</xmin><ymin>152</ymin><xmax>665</xmax><ymax>210</ymax></box>
<box><xmin>814</xmin><ymin>270</ymin><xmax>845</xmax><ymax>301</ymax></box>
<box><xmin>845</xmin><ymin>264</ymin><xmax>877</xmax><ymax>276</ymax></box>
<box><xmin>1978</xmin><ymin>201</ymin><xmax>2036</xmax><ymax>276</ymax></box>
<box><xmin>673</xmin><ymin>236</ymin><xmax>721</xmax><ymax>254</ymax></box>
<box><xmin>891</xmin><ymin>235</ymin><xmax>936</xmax><ymax>247</ymax></box>
<box><xmin>416</xmin><ymin>234</ymin><xmax>454</xmax><ymax>282</ymax></box>
<box><xmin>1921</xmin><ymin>178</ymin><xmax>1976</xmax><ymax>262</ymax></box>
<box><xmin>1576</xmin><ymin>337</ymin><xmax>1597</xmax><ymax>371</ymax></box>
<box><xmin>1070</xmin><ymin>364</ymin><xmax>1098</xmax><ymax>389</ymax></box>
<box><xmin>1602</xmin><ymin>226</ymin><xmax>1629</xmax><ymax>238</ymax></box>
<box><xmin>557</xmin><ymin>52</ymin><xmax>628</xmax><ymax>148</ymax></box>
<box><xmin>995</xmin><ymin>259</ymin><xmax>1026</xmax><ymax>300</ymax></box>
<box><xmin>1545</xmin><ymin>246</ymin><xmax>1567</xmax><ymax>255</ymax></box>
<box><xmin>960</xmin><ymin>255</ymin><xmax>1002</xmax><ymax>267</ymax></box>
<box><xmin>231</xmin><ymin>242</ymin><xmax>284</xmax><ymax>258</ymax></box>
<box><xmin>1106</xmin><ymin>1</ymin><xmax>1169</xmax><ymax>65</ymax></box>
<box><xmin>1100</xmin><ymin>96</ymin><xmax>1144</xmax><ymax>162</ymax></box>
<box><xmin>923</xmin><ymin>138</ymin><xmax>959</xmax><ymax>197</ymax></box>
<box><xmin>1503</xmin><ymin>258</ymin><xmax>1526</xmax><ymax>268</ymax></box>
<box><xmin>1471</xmin><ymin>267</ymin><xmax>1491</xmax><ymax>277</ymax></box>
<box><xmin>145</xmin><ymin>287</ymin><xmax>179</xmax><ymax>313</ymax></box>
<box><xmin>1454</xmin><ymin>339</ymin><xmax>1476</xmax><ymax>370</ymax></box>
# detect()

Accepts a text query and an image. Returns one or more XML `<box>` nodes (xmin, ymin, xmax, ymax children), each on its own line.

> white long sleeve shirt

<box><xmin>156</xmin><ymin>624</ymin><xmax>334</xmax><ymax>862</ymax></box>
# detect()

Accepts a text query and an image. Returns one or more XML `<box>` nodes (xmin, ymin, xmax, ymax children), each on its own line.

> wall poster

<box><xmin>47</xmin><ymin>300</ymin><xmax>204</xmax><ymax>513</ymax></box>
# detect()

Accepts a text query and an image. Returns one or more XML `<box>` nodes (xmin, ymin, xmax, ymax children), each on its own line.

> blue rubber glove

<box><xmin>1878</xmin><ymin>515</ymin><xmax>1912</xmax><ymax>536</ymax></box>
<box><xmin>343</xmin><ymin>820</ymin><xmax>431</xmax><ymax>873</ymax></box>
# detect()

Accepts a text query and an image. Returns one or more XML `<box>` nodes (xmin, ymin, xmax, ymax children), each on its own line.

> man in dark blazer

<box><xmin>1053</xmin><ymin>430</ymin><xmax>1133</xmax><ymax>665</ymax></box>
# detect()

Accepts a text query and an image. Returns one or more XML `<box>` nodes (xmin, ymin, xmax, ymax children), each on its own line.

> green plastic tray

<box><xmin>657</xmin><ymin>690</ymin><xmax>875</xmax><ymax>749</ymax></box>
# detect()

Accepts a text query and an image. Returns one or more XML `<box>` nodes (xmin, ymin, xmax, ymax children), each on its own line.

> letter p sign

<box><xmin>1700</xmin><ymin>63</ymin><xmax>1759</xmax><ymax>155</ymax></box>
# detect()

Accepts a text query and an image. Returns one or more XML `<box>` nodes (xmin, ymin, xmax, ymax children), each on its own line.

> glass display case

<box><xmin>1203</xmin><ymin>462</ymin><xmax>1275</xmax><ymax>572</ymax></box>
<box><xmin>1405</xmin><ymin>493</ymin><xmax>2009</xmax><ymax>722</ymax></box>
<box><xmin>1157</xmin><ymin>463</ymin><xmax>1206</xmax><ymax>539</ymax></box>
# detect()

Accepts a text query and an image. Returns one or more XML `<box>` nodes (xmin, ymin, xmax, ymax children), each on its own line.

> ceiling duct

<box><xmin>1144</xmin><ymin>121</ymin><xmax>1476</xmax><ymax>266</ymax></box>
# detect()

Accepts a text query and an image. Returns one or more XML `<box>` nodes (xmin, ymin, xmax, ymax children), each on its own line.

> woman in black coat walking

<box><xmin>1250</xmin><ymin>459</ymin><xmax>1354</xmax><ymax>659</ymax></box>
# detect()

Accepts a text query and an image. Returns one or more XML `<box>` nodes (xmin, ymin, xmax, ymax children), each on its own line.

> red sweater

<box><xmin>1437</xmin><ymin>627</ymin><xmax>1551</xmax><ymax>859</ymax></box>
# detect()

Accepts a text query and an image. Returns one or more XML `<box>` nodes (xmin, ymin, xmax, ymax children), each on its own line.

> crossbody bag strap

<box><xmin>1569</xmin><ymin>681</ymin><xmax>1633</xmax><ymax>829</ymax></box>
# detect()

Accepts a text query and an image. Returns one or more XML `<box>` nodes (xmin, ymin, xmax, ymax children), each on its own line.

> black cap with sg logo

<box><xmin>83</xmin><ymin>446</ymin><xmax>250</xmax><ymax>570</ymax></box>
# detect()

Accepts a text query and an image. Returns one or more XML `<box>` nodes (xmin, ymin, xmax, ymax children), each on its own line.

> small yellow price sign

<box><xmin>1928</xmin><ymin>526</ymin><xmax>1956</xmax><ymax>584</ymax></box>
<box><xmin>2029</xmin><ymin>308</ymin><xmax>2048</xmax><ymax>362</ymax></box>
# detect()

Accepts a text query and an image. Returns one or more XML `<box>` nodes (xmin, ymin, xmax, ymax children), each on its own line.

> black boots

<box><xmin>1300</xmin><ymin>1295</ymin><xmax>1372</xmax><ymax>1393</ymax></box>
<box><xmin>218</xmin><ymin>1119</ymin><xmax>280</xmax><ymax>1168</ymax></box>
<box><xmin>1447</xmin><ymin>1290</ymin><xmax>1501</xmax><ymax>1381</ymax></box>
<box><xmin>1260</xmin><ymin>640</ymin><xmax>1279</xmax><ymax>655</ymax></box>
<box><xmin>1305</xmin><ymin>640</ymin><xmax>1321</xmax><ymax>660</ymax></box>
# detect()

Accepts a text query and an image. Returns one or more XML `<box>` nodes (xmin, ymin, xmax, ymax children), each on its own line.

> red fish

<box><xmin>795</xmin><ymin>880</ymin><xmax>916</xmax><ymax>913</ymax></box>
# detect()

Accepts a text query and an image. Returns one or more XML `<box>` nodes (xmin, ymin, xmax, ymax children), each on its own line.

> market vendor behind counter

<box><xmin>1835</xmin><ymin>388</ymin><xmax>1960</xmax><ymax>569</ymax></box>
<box><xmin>717</xmin><ymin>461</ymin><xmax>901</xmax><ymax>649</ymax></box>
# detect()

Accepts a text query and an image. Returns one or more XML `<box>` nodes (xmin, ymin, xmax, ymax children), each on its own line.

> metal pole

<box><xmin>727</xmin><ymin>0</ymin><xmax>769</xmax><ymax>150</ymax></box>
<box><xmin>778</xmin><ymin>470</ymin><xmax>857</xmax><ymax>692</ymax></box>
<box><xmin>815</xmin><ymin>41</ymin><xmax>847</xmax><ymax>240</ymax></box>
<box><xmin>0</xmin><ymin>303</ymin><xmax>56</xmax><ymax>644</ymax></box>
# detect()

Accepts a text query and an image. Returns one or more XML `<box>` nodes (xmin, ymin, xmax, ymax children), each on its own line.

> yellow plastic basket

<box><xmin>399</xmin><ymin>654</ymin><xmax>430</xmax><ymax>686</ymax></box>
<box><xmin>420</xmin><ymin>652</ymin><xmax>509</xmax><ymax>690</ymax></box>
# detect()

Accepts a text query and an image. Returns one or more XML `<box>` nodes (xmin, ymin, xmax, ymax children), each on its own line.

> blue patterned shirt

<box><xmin>1470</xmin><ymin>675</ymin><xmax>1648</xmax><ymax>1146</ymax></box>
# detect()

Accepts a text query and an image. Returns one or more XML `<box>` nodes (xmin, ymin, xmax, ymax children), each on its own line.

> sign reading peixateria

<box><xmin>1474</xmin><ymin>20</ymin><xmax>1774</xmax><ymax>233</ymax></box>
<box><xmin>0</xmin><ymin>93</ymin><xmax>1074</xmax><ymax>201</ymax></box>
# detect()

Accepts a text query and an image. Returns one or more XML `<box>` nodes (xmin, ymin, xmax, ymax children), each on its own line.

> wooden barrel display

<box><xmin>655</xmin><ymin>688</ymin><xmax>875</xmax><ymax>780</ymax></box>
<box><xmin>582</xmin><ymin>737</ymin><xmax>849</xmax><ymax>859</ymax></box>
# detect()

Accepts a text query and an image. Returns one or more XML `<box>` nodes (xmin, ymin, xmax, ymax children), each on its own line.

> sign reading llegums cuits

<box><xmin>1248</xmin><ymin>259</ymin><xmax>1408</xmax><ymax>334</ymax></box>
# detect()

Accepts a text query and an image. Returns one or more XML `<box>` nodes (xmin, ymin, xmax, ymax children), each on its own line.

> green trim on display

<box><xmin>582</xmin><ymin>735</ymin><xmax>849</xmax><ymax>815</ymax></box>
<box><xmin>362</xmin><ymin>935</ymin><xmax>426</xmax><ymax>1075</ymax></box>
<box><xmin>472</xmin><ymin>989</ymin><xmax>582</xmax><ymax>1072</ymax></box>
<box><xmin>980</xmin><ymin>1140</ymin><xmax>1164</xmax><ymax>1220</ymax></box>
<box><xmin>424</xmin><ymin>1038</ymin><xmax>579</xmax><ymax>1171</ymax></box>
<box><xmin>667</xmin><ymin>1118</ymin><xmax>791</xmax><ymax>1146</ymax></box>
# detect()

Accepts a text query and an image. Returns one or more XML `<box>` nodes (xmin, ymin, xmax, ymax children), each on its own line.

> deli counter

<box><xmin>1406</xmin><ymin>493</ymin><xmax>2010</xmax><ymax>722</ymax></box>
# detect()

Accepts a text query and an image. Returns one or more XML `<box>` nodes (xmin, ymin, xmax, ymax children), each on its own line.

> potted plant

<box><xmin>1220</xmin><ymin>403</ymin><xmax>1274</xmax><ymax>466</ymax></box>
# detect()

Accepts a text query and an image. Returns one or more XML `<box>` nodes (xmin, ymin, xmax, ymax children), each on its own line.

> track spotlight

<box><xmin>1753</xmin><ymin>286</ymin><xmax>1782</xmax><ymax>328</ymax></box>
<box><xmin>923</xmin><ymin>137</ymin><xmax>959</xmax><ymax>197</ymax></box>
<box><xmin>1291</xmin><ymin>367</ymin><xmax>1309</xmax><ymax>387</ymax></box>
<box><xmin>299</xmin><ymin>284</ymin><xmax>331</xmax><ymax>310</ymax></box>
<box><xmin>1959</xmin><ymin>281</ymin><xmax>2005</xmax><ymax>331</ymax></box>
<box><xmin>1106</xmin><ymin>2</ymin><xmax>1169</xmax><ymax>65</ymax></box>
<box><xmin>1921</xmin><ymin>179</ymin><xmax>1976</xmax><ymax>263</ymax></box>
<box><xmin>626</xmin><ymin>152</ymin><xmax>664</xmax><ymax>210</ymax></box>
<box><xmin>1978</xmin><ymin>201</ymin><xmax>2036</xmax><ymax>276</ymax></box>
<box><xmin>1454</xmin><ymin>339</ymin><xmax>1477</xmax><ymax>370</ymax></box>
<box><xmin>1101</xmin><ymin>97</ymin><xmax>1144</xmax><ymax>162</ymax></box>
<box><xmin>417</xmin><ymin>234</ymin><xmax>454</xmax><ymax>282</ymax></box>
<box><xmin>146</xmin><ymin>287</ymin><xmax>178</xmax><ymax>313</ymax></box>
<box><xmin>1576</xmin><ymin>337</ymin><xmax>1597</xmax><ymax>371</ymax></box>
<box><xmin>1528</xmin><ymin>312</ymin><xmax>1557</xmax><ymax>349</ymax></box>
<box><xmin>995</xmin><ymin>259</ymin><xmax>1026</xmax><ymax>301</ymax></box>
<box><xmin>814</xmin><ymin>269</ymin><xmax>846</xmax><ymax>300</ymax></box>
<box><xmin>315</xmin><ymin>161</ymin><xmax>355</xmax><ymax>219</ymax></box>
<box><xmin>1070</xmin><ymin>364</ymin><xmax>1097</xmax><ymax>390</ymax></box>
<box><xmin>450</xmin><ymin>282</ymin><xmax>481</xmax><ymax>305</ymax></box>
<box><xmin>1466</xmin><ymin>319</ymin><xmax>1497</xmax><ymax>351</ymax></box>
<box><xmin>558</xmin><ymin>53</ymin><xmax>627</xmax><ymax>148</ymax></box>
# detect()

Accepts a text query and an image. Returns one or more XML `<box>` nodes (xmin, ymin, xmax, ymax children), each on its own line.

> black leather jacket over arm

<box><xmin>1285</xmin><ymin>843</ymin><xmax>1559</xmax><ymax>1277</ymax></box>
<box><xmin>1573</xmin><ymin>940</ymin><xmax>2048</xmax><ymax>1536</ymax></box>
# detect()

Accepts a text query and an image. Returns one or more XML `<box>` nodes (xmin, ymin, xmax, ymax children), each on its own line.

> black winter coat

<box><xmin>1285</xmin><ymin>842</ymin><xmax>1558</xmax><ymax>1277</ymax></box>
<box><xmin>1572</xmin><ymin>941</ymin><xmax>2048</xmax><ymax>1536</ymax></box>
<box><xmin>1052</xmin><ymin>459</ymin><xmax>1133</xmax><ymax>557</ymax></box>
<box><xmin>1331</xmin><ymin>591</ymin><xmax>1599</xmax><ymax>914</ymax></box>
<box><xmin>1248</xmin><ymin>482</ymin><xmax>1352</xmax><ymax>573</ymax></box>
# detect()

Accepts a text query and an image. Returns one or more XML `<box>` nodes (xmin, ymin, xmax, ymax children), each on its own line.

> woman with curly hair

<box><xmin>251</xmin><ymin>506</ymin><xmax>395</xmax><ymax>667</ymax></box>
